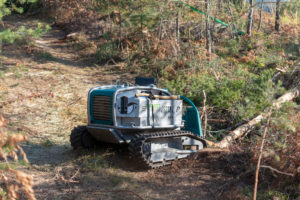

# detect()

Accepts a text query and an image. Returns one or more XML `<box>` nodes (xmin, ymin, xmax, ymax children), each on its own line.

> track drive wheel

<box><xmin>70</xmin><ymin>126</ymin><xmax>95</xmax><ymax>149</ymax></box>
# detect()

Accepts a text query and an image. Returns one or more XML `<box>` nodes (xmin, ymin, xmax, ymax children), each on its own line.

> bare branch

<box><xmin>253</xmin><ymin>109</ymin><xmax>272</xmax><ymax>200</ymax></box>
<box><xmin>260</xmin><ymin>165</ymin><xmax>294</xmax><ymax>177</ymax></box>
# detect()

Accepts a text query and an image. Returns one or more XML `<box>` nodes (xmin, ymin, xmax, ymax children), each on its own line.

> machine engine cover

<box><xmin>115</xmin><ymin>97</ymin><xmax>183</xmax><ymax>129</ymax></box>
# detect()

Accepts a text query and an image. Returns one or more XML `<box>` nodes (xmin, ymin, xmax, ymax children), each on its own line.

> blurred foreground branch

<box><xmin>253</xmin><ymin>109</ymin><xmax>272</xmax><ymax>200</ymax></box>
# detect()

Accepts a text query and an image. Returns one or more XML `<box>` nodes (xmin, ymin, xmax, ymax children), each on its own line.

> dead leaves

<box><xmin>13</xmin><ymin>170</ymin><xmax>36</xmax><ymax>200</ymax></box>
<box><xmin>7</xmin><ymin>184</ymin><xmax>19</xmax><ymax>200</ymax></box>
<box><xmin>0</xmin><ymin>131</ymin><xmax>28</xmax><ymax>163</ymax></box>
<box><xmin>1</xmin><ymin>169</ymin><xmax>36</xmax><ymax>200</ymax></box>
<box><xmin>0</xmin><ymin>116</ymin><xmax>36</xmax><ymax>200</ymax></box>
<box><xmin>0</xmin><ymin>116</ymin><xmax>6</xmax><ymax>129</ymax></box>
<box><xmin>7</xmin><ymin>134</ymin><xmax>27</xmax><ymax>146</ymax></box>
<box><xmin>239</xmin><ymin>50</ymin><xmax>256</xmax><ymax>63</ymax></box>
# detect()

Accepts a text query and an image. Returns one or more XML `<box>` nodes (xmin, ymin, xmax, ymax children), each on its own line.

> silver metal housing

<box><xmin>87</xmin><ymin>85</ymin><xmax>184</xmax><ymax>130</ymax></box>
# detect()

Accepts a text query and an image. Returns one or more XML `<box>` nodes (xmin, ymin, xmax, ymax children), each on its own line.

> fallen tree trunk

<box><xmin>205</xmin><ymin>88</ymin><xmax>300</xmax><ymax>148</ymax></box>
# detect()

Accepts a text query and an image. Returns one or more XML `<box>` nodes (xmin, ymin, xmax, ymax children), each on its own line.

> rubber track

<box><xmin>128</xmin><ymin>130</ymin><xmax>206</xmax><ymax>169</ymax></box>
<box><xmin>70</xmin><ymin>126</ymin><xmax>86</xmax><ymax>149</ymax></box>
<box><xmin>70</xmin><ymin>126</ymin><xmax>95</xmax><ymax>149</ymax></box>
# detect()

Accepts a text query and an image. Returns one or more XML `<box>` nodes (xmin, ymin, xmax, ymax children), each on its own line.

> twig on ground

<box><xmin>68</xmin><ymin>169</ymin><xmax>80</xmax><ymax>182</ymax></box>
<box><xmin>67</xmin><ymin>97</ymin><xmax>82</xmax><ymax>106</ymax></box>
<box><xmin>54</xmin><ymin>167</ymin><xmax>80</xmax><ymax>184</ymax></box>
<box><xmin>106</xmin><ymin>58</ymin><xmax>118</xmax><ymax>65</ymax></box>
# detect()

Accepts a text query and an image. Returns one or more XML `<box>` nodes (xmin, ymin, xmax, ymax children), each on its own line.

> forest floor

<box><xmin>0</xmin><ymin>15</ymin><xmax>252</xmax><ymax>200</ymax></box>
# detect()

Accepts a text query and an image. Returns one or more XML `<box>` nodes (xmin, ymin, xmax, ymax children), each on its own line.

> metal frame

<box><xmin>86</xmin><ymin>86</ymin><xmax>203</xmax><ymax>146</ymax></box>
<box><xmin>88</xmin><ymin>85</ymin><xmax>184</xmax><ymax>130</ymax></box>
<box><xmin>180</xmin><ymin>96</ymin><xmax>203</xmax><ymax>137</ymax></box>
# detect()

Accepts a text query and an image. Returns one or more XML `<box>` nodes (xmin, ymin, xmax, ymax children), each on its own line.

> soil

<box><xmin>0</xmin><ymin>15</ymin><xmax>251</xmax><ymax>200</ymax></box>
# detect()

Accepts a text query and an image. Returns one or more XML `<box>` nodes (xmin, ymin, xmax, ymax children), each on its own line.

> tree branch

<box><xmin>260</xmin><ymin>165</ymin><xmax>294</xmax><ymax>177</ymax></box>
<box><xmin>253</xmin><ymin>109</ymin><xmax>272</xmax><ymax>200</ymax></box>
<box><xmin>205</xmin><ymin>88</ymin><xmax>300</xmax><ymax>148</ymax></box>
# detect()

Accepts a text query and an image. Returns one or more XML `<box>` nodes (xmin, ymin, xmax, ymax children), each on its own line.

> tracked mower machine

<box><xmin>70</xmin><ymin>77</ymin><xmax>206</xmax><ymax>168</ymax></box>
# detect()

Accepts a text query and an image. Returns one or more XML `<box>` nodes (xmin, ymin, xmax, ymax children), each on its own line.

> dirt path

<box><xmin>0</xmin><ymin>16</ymin><xmax>248</xmax><ymax>200</ymax></box>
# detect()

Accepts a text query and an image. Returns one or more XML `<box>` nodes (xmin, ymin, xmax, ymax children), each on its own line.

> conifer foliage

<box><xmin>0</xmin><ymin>0</ymin><xmax>50</xmax><ymax>50</ymax></box>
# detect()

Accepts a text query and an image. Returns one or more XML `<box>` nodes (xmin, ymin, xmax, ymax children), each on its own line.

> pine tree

<box><xmin>0</xmin><ymin>0</ymin><xmax>43</xmax><ymax>51</ymax></box>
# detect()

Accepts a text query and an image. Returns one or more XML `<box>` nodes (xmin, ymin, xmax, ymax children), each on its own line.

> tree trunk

<box><xmin>218</xmin><ymin>0</ymin><xmax>222</xmax><ymax>14</ymax></box>
<box><xmin>158</xmin><ymin>7</ymin><xmax>163</xmax><ymax>40</ymax></box>
<box><xmin>258</xmin><ymin>0</ymin><xmax>264</xmax><ymax>31</ymax></box>
<box><xmin>140</xmin><ymin>0</ymin><xmax>144</xmax><ymax>51</ymax></box>
<box><xmin>118</xmin><ymin>3</ymin><xmax>123</xmax><ymax>50</ymax></box>
<box><xmin>54</xmin><ymin>0</ymin><xmax>58</xmax><ymax>25</ymax></box>
<box><xmin>247</xmin><ymin>0</ymin><xmax>254</xmax><ymax>35</ymax></box>
<box><xmin>296</xmin><ymin>12</ymin><xmax>300</xmax><ymax>55</ymax></box>
<box><xmin>275</xmin><ymin>0</ymin><xmax>281</xmax><ymax>32</ymax></box>
<box><xmin>205</xmin><ymin>0</ymin><xmax>212</xmax><ymax>57</ymax></box>
<box><xmin>175</xmin><ymin>9</ymin><xmax>180</xmax><ymax>57</ymax></box>
<box><xmin>205</xmin><ymin>88</ymin><xmax>300</xmax><ymax>148</ymax></box>
<box><xmin>242</xmin><ymin>0</ymin><xmax>247</xmax><ymax>9</ymax></box>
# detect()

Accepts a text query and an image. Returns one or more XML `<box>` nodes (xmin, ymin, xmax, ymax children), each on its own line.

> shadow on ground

<box><xmin>22</xmin><ymin>140</ymin><xmax>141</xmax><ymax>171</ymax></box>
<box><xmin>27</xmin><ymin>144</ymin><xmax>250</xmax><ymax>200</ymax></box>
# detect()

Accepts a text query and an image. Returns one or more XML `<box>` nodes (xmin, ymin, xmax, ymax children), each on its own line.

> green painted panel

<box><xmin>181</xmin><ymin>96</ymin><xmax>203</xmax><ymax>137</ymax></box>
<box><xmin>89</xmin><ymin>88</ymin><xmax>116</xmax><ymax>125</ymax></box>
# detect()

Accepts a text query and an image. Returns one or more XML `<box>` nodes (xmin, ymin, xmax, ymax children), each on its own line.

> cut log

<box><xmin>205</xmin><ymin>88</ymin><xmax>300</xmax><ymax>148</ymax></box>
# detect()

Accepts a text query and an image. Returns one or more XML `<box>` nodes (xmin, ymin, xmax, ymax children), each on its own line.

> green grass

<box><xmin>0</xmin><ymin>160</ymin><xmax>28</xmax><ymax>170</ymax></box>
<box><xmin>110</xmin><ymin>175</ymin><xmax>124</xmax><ymax>187</ymax></box>
<box><xmin>0</xmin><ymin>188</ymin><xmax>7</xmax><ymax>200</ymax></box>
<box><xmin>36</xmin><ymin>52</ymin><xmax>56</xmax><ymax>61</ymax></box>
<box><xmin>41</xmin><ymin>139</ymin><xmax>55</xmax><ymax>147</ymax></box>
<box><xmin>1</xmin><ymin>95</ymin><xmax>6</xmax><ymax>103</ymax></box>
<box><xmin>77</xmin><ymin>152</ymin><xmax>109</xmax><ymax>170</ymax></box>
